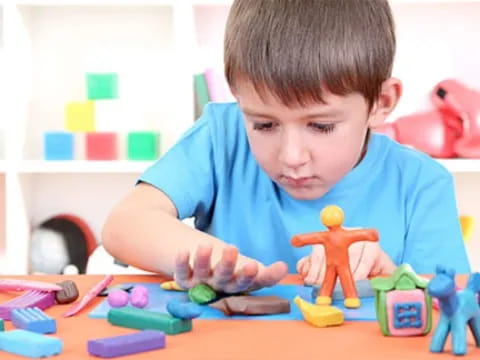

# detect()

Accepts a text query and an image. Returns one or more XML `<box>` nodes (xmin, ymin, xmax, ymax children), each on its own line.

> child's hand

<box><xmin>296</xmin><ymin>245</ymin><xmax>326</xmax><ymax>285</ymax></box>
<box><xmin>174</xmin><ymin>244</ymin><xmax>288</xmax><ymax>294</ymax></box>
<box><xmin>297</xmin><ymin>242</ymin><xmax>397</xmax><ymax>285</ymax></box>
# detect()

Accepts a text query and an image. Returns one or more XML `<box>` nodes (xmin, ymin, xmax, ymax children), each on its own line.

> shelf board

<box><xmin>17</xmin><ymin>160</ymin><xmax>154</xmax><ymax>174</ymax></box>
<box><xmin>435</xmin><ymin>159</ymin><xmax>480</xmax><ymax>173</ymax></box>
<box><xmin>15</xmin><ymin>0</ymin><xmax>176</xmax><ymax>5</ymax></box>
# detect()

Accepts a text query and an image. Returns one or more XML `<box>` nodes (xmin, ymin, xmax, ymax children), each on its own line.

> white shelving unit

<box><xmin>0</xmin><ymin>0</ymin><xmax>479</xmax><ymax>274</ymax></box>
<box><xmin>0</xmin><ymin>1</ymin><xmax>6</xmax><ymax>274</ymax></box>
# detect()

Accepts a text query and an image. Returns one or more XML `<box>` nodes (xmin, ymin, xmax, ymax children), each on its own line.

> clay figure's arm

<box><xmin>345</xmin><ymin>229</ymin><xmax>379</xmax><ymax>245</ymax></box>
<box><xmin>291</xmin><ymin>232</ymin><xmax>327</xmax><ymax>247</ymax></box>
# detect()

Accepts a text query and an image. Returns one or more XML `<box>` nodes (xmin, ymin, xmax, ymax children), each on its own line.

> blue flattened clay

<box><xmin>167</xmin><ymin>299</ymin><xmax>203</xmax><ymax>319</ymax></box>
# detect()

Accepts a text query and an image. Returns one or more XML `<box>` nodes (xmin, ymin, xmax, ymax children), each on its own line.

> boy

<box><xmin>102</xmin><ymin>0</ymin><xmax>470</xmax><ymax>293</ymax></box>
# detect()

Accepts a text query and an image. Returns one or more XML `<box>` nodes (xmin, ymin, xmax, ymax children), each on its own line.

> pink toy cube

<box><xmin>86</xmin><ymin>132</ymin><xmax>117</xmax><ymax>160</ymax></box>
<box><xmin>386</xmin><ymin>289</ymin><xmax>428</xmax><ymax>336</ymax></box>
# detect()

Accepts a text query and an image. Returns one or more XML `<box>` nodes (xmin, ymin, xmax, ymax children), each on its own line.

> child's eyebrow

<box><xmin>300</xmin><ymin>111</ymin><xmax>343</xmax><ymax>120</ymax></box>
<box><xmin>242</xmin><ymin>108</ymin><xmax>342</xmax><ymax>120</ymax></box>
<box><xmin>242</xmin><ymin>109</ymin><xmax>276</xmax><ymax>119</ymax></box>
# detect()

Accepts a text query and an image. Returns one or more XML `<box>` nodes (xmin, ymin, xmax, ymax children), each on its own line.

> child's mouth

<box><xmin>282</xmin><ymin>176</ymin><xmax>314</xmax><ymax>187</ymax></box>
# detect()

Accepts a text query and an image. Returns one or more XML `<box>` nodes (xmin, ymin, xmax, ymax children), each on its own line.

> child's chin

<box><xmin>283</xmin><ymin>187</ymin><xmax>325</xmax><ymax>201</ymax></box>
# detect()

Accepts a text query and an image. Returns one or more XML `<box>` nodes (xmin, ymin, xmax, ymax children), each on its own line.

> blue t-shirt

<box><xmin>140</xmin><ymin>102</ymin><xmax>471</xmax><ymax>274</ymax></box>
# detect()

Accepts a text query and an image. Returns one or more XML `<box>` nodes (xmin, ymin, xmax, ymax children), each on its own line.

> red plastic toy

<box><xmin>291</xmin><ymin>205</ymin><xmax>379</xmax><ymax>309</ymax></box>
<box><xmin>374</xmin><ymin>110</ymin><xmax>460</xmax><ymax>158</ymax></box>
<box><xmin>373</xmin><ymin>79</ymin><xmax>480</xmax><ymax>158</ymax></box>
<box><xmin>431</xmin><ymin>79</ymin><xmax>480</xmax><ymax>158</ymax></box>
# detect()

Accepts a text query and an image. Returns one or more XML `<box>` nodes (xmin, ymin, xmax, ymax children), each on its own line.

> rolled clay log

<box><xmin>209</xmin><ymin>295</ymin><xmax>290</xmax><ymax>316</ymax></box>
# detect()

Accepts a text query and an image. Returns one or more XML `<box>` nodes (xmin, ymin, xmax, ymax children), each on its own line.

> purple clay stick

<box><xmin>0</xmin><ymin>291</ymin><xmax>56</xmax><ymax>320</ymax></box>
<box><xmin>88</xmin><ymin>330</ymin><xmax>165</xmax><ymax>358</ymax></box>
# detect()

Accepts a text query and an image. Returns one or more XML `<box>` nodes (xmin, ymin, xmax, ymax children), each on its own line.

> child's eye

<box><xmin>253</xmin><ymin>122</ymin><xmax>276</xmax><ymax>131</ymax></box>
<box><xmin>309</xmin><ymin>123</ymin><xmax>335</xmax><ymax>133</ymax></box>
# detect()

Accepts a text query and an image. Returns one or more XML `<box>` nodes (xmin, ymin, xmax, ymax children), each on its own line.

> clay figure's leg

<box><xmin>338</xmin><ymin>266</ymin><xmax>360</xmax><ymax>308</ymax></box>
<box><xmin>317</xmin><ymin>266</ymin><xmax>337</xmax><ymax>306</ymax></box>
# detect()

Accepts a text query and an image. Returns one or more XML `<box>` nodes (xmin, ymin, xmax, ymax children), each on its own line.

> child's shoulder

<box><xmin>203</xmin><ymin>102</ymin><xmax>242</xmax><ymax>120</ymax></box>
<box><xmin>373</xmin><ymin>133</ymin><xmax>452</xmax><ymax>181</ymax></box>
<box><xmin>196</xmin><ymin>102</ymin><xmax>245</xmax><ymax>143</ymax></box>
<box><xmin>197</xmin><ymin>102</ymin><xmax>243</xmax><ymax>132</ymax></box>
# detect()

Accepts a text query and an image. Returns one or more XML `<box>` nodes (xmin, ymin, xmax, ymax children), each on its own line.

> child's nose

<box><xmin>278</xmin><ymin>133</ymin><xmax>309</xmax><ymax>168</ymax></box>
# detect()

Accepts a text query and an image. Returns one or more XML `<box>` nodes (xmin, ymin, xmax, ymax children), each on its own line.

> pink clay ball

<box><xmin>130</xmin><ymin>285</ymin><xmax>149</xmax><ymax>308</ymax></box>
<box><xmin>107</xmin><ymin>289</ymin><xmax>129</xmax><ymax>308</ymax></box>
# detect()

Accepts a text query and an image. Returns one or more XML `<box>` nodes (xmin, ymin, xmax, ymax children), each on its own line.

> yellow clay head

<box><xmin>320</xmin><ymin>205</ymin><xmax>344</xmax><ymax>228</ymax></box>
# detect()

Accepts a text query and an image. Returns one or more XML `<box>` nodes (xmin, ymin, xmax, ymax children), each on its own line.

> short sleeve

<box><xmin>138</xmin><ymin>105</ymin><xmax>216</xmax><ymax>221</ymax></box>
<box><xmin>402</xmin><ymin>171</ymin><xmax>471</xmax><ymax>274</ymax></box>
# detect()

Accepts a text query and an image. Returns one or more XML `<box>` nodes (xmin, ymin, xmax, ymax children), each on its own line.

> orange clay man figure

<box><xmin>291</xmin><ymin>205</ymin><xmax>379</xmax><ymax>309</ymax></box>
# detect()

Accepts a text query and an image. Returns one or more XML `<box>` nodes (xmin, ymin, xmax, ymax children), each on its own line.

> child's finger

<box><xmin>304</xmin><ymin>255</ymin><xmax>324</xmax><ymax>285</ymax></box>
<box><xmin>297</xmin><ymin>257</ymin><xmax>309</xmax><ymax>278</ymax></box>
<box><xmin>231</xmin><ymin>262</ymin><xmax>258</xmax><ymax>292</ymax></box>
<box><xmin>317</xmin><ymin>266</ymin><xmax>326</xmax><ymax>284</ymax></box>
<box><xmin>255</xmin><ymin>261</ymin><xmax>288</xmax><ymax>288</ymax></box>
<box><xmin>212</xmin><ymin>246</ymin><xmax>238</xmax><ymax>289</ymax></box>
<box><xmin>192</xmin><ymin>244</ymin><xmax>213</xmax><ymax>282</ymax></box>
<box><xmin>352</xmin><ymin>242</ymin><xmax>375</xmax><ymax>280</ymax></box>
<box><xmin>174</xmin><ymin>250</ymin><xmax>193</xmax><ymax>288</ymax></box>
<box><xmin>370</xmin><ymin>251</ymin><xmax>397</xmax><ymax>277</ymax></box>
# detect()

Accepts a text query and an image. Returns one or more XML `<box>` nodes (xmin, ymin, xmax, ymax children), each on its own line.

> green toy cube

<box><xmin>0</xmin><ymin>319</ymin><xmax>4</xmax><ymax>331</ymax></box>
<box><xmin>86</xmin><ymin>73</ymin><xmax>118</xmax><ymax>100</ymax></box>
<box><xmin>65</xmin><ymin>101</ymin><xmax>95</xmax><ymax>132</ymax></box>
<box><xmin>127</xmin><ymin>132</ymin><xmax>160</xmax><ymax>160</ymax></box>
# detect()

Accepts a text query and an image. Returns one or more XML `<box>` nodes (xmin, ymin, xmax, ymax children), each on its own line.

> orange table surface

<box><xmin>0</xmin><ymin>274</ymin><xmax>477</xmax><ymax>360</ymax></box>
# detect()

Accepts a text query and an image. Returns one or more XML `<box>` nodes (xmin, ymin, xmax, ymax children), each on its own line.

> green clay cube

<box><xmin>108</xmin><ymin>307</ymin><xmax>192</xmax><ymax>335</ymax></box>
<box><xmin>127</xmin><ymin>132</ymin><xmax>160</xmax><ymax>160</ymax></box>
<box><xmin>86</xmin><ymin>73</ymin><xmax>118</xmax><ymax>100</ymax></box>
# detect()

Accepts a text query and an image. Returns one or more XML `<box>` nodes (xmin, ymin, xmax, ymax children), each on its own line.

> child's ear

<box><xmin>368</xmin><ymin>77</ymin><xmax>402</xmax><ymax>128</ymax></box>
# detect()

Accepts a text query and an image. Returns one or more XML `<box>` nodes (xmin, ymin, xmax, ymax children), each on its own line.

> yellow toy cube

<box><xmin>65</xmin><ymin>101</ymin><xmax>95</xmax><ymax>132</ymax></box>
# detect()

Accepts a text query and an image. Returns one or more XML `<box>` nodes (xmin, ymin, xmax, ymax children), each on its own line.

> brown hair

<box><xmin>224</xmin><ymin>0</ymin><xmax>396</xmax><ymax>110</ymax></box>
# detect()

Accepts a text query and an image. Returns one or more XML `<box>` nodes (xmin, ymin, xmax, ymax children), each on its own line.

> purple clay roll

<box><xmin>87</xmin><ymin>330</ymin><xmax>165</xmax><ymax>358</ymax></box>
<box><xmin>107</xmin><ymin>289</ymin><xmax>129</xmax><ymax>308</ymax></box>
<box><xmin>130</xmin><ymin>286</ymin><xmax>149</xmax><ymax>308</ymax></box>
<box><xmin>0</xmin><ymin>291</ymin><xmax>56</xmax><ymax>320</ymax></box>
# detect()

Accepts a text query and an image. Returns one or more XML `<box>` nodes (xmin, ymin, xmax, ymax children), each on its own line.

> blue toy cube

<box><xmin>44</xmin><ymin>131</ymin><xmax>74</xmax><ymax>160</ymax></box>
<box><xmin>11</xmin><ymin>307</ymin><xmax>56</xmax><ymax>334</ymax></box>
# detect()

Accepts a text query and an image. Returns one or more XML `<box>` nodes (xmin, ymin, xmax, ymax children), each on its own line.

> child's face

<box><xmin>234</xmin><ymin>80</ymin><xmax>375</xmax><ymax>200</ymax></box>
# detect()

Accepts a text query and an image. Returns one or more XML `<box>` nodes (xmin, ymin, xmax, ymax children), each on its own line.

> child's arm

<box><xmin>102</xmin><ymin>183</ymin><xmax>287</xmax><ymax>293</ymax></box>
<box><xmin>402</xmin><ymin>173</ymin><xmax>471</xmax><ymax>274</ymax></box>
